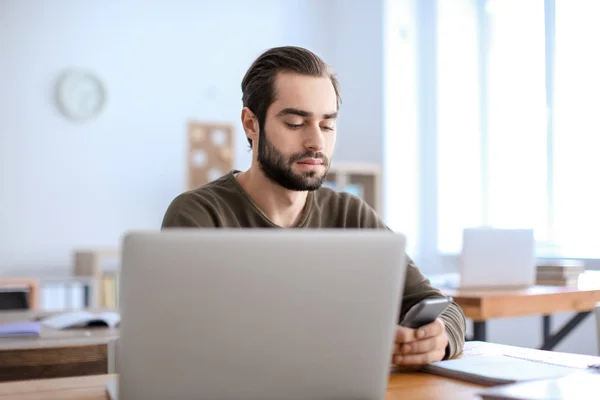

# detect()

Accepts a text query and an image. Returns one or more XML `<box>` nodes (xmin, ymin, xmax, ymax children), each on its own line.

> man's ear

<box><xmin>241</xmin><ymin>107</ymin><xmax>259</xmax><ymax>144</ymax></box>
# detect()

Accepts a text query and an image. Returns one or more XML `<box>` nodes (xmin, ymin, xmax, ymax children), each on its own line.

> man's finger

<box><xmin>393</xmin><ymin>348</ymin><xmax>445</xmax><ymax>367</ymax></box>
<box><xmin>399</xmin><ymin>336</ymin><xmax>437</xmax><ymax>355</ymax></box>
<box><xmin>414</xmin><ymin>318</ymin><xmax>445</xmax><ymax>340</ymax></box>
<box><xmin>395</xmin><ymin>325</ymin><xmax>418</xmax><ymax>344</ymax></box>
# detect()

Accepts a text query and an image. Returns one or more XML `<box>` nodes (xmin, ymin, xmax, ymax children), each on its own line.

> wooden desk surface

<box><xmin>1</xmin><ymin>341</ymin><xmax>598</xmax><ymax>400</ymax></box>
<box><xmin>439</xmin><ymin>270</ymin><xmax>600</xmax><ymax>320</ymax></box>
<box><xmin>0</xmin><ymin>310</ymin><xmax>118</xmax><ymax>382</ymax></box>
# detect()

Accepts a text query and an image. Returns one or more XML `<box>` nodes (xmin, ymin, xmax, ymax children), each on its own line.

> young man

<box><xmin>161</xmin><ymin>46</ymin><xmax>466</xmax><ymax>366</ymax></box>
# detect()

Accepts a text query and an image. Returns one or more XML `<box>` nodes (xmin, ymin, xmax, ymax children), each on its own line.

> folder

<box><xmin>422</xmin><ymin>355</ymin><xmax>576</xmax><ymax>386</ymax></box>
<box><xmin>0</xmin><ymin>321</ymin><xmax>41</xmax><ymax>337</ymax></box>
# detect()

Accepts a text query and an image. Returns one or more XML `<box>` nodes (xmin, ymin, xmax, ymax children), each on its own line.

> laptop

<box><xmin>115</xmin><ymin>229</ymin><xmax>407</xmax><ymax>400</ymax></box>
<box><xmin>457</xmin><ymin>228</ymin><xmax>536</xmax><ymax>289</ymax></box>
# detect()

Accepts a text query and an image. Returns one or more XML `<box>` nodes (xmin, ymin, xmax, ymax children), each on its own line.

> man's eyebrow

<box><xmin>276</xmin><ymin>108</ymin><xmax>312</xmax><ymax>118</ymax></box>
<box><xmin>276</xmin><ymin>108</ymin><xmax>338</xmax><ymax>119</ymax></box>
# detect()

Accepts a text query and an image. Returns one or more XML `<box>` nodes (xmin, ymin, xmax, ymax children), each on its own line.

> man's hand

<box><xmin>392</xmin><ymin>318</ymin><xmax>448</xmax><ymax>367</ymax></box>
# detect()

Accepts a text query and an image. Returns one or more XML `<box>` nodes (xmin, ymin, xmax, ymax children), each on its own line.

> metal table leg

<box><xmin>543</xmin><ymin>314</ymin><xmax>551</xmax><ymax>343</ymax></box>
<box><xmin>473</xmin><ymin>321</ymin><xmax>487</xmax><ymax>341</ymax></box>
<box><xmin>539</xmin><ymin>312</ymin><xmax>591</xmax><ymax>350</ymax></box>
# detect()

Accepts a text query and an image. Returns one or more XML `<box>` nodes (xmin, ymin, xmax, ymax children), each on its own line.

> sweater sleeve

<box><xmin>400</xmin><ymin>256</ymin><xmax>466</xmax><ymax>358</ymax></box>
<box><xmin>358</xmin><ymin>198</ymin><xmax>467</xmax><ymax>358</ymax></box>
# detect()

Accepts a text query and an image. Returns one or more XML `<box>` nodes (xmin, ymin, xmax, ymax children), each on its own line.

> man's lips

<box><xmin>296</xmin><ymin>158</ymin><xmax>324</xmax><ymax>165</ymax></box>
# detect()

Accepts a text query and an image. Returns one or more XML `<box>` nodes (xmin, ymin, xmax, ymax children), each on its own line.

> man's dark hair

<box><xmin>241</xmin><ymin>46</ymin><xmax>341</xmax><ymax>149</ymax></box>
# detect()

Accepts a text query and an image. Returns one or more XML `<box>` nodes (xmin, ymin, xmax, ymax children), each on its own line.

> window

<box><xmin>552</xmin><ymin>0</ymin><xmax>600</xmax><ymax>258</ymax></box>
<box><xmin>434</xmin><ymin>0</ymin><xmax>598</xmax><ymax>258</ymax></box>
<box><xmin>485</xmin><ymin>0</ymin><xmax>547</xmax><ymax>238</ymax></box>
<box><xmin>436</xmin><ymin>0</ymin><xmax>482</xmax><ymax>254</ymax></box>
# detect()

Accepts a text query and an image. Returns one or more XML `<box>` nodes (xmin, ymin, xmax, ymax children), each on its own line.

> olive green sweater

<box><xmin>161</xmin><ymin>171</ymin><xmax>466</xmax><ymax>358</ymax></box>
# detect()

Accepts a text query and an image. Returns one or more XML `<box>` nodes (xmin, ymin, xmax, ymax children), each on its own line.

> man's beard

<box><xmin>257</xmin><ymin>128</ymin><xmax>330</xmax><ymax>191</ymax></box>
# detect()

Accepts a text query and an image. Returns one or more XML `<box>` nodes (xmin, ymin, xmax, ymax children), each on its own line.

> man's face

<box><xmin>257</xmin><ymin>72</ymin><xmax>338</xmax><ymax>191</ymax></box>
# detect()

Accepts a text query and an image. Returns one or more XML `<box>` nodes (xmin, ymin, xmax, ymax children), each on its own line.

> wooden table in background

<box><xmin>437</xmin><ymin>271</ymin><xmax>600</xmax><ymax>350</ymax></box>
<box><xmin>0</xmin><ymin>310</ymin><xmax>118</xmax><ymax>382</ymax></box>
<box><xmin>0</xmin><ymin>341</ymin><xmax>598</xmax><ymax>400</ymax></box>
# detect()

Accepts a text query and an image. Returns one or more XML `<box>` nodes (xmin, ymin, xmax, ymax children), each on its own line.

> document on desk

<box><xmin>40</xmin><ymin>311</ymin><xmax>120</xmax><ymax>329</ymax></box>
<box><xmin>422</xmin><ymin>355</ymin><xmax>576</xmax><ymax>386</ymax></box>
<box><xmin>478</xmin><ymin>370</ymin><xmax>600</xmax><ymax>399</ymax></box>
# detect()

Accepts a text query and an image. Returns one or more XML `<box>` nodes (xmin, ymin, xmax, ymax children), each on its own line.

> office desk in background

<box><xmin>0</xmin><ymin>341</ymin><xmax>598</xmax><ymax>400</ymax></box>
<box><xmin>0</xmin><ymin>310</ymin><xmax>118</xmax><ymax>382</ymax></box>
<box><xmin>435</xmin><ymin>271</ymin><xmax>600</xmax><ymax>350</ymax></box>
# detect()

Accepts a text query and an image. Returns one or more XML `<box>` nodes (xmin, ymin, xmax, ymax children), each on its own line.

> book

<box><xmin>536</xmin><ymin>277</ymin><xmax>580</xmax><ymax>287</ymax></box>
<box><xmin>40</xmin><ymin>310</ymin><xmax>120</xmax><ymax>329</ymax></box>
<box><xmin>102</xmin><ymin>274</ymin><xmax>119</xmax><ymax>308</ymax></box>
<box><xmin>478</xmin><ymin>370</ymin><xmax>600</xmax><ymax>399</ymax></box>
<box><xmin>536</xmin><ymin>259</ymin><xmax>584</xmax><ymax>269</ymax></box>
<box><xmin>422</xmin><ymin>355</ymin><xmax>576</xmax><ymax>386</ymax></box>
<box><xmin>0</xmin><ymin>321</ymin><xmax>41</xmax><ymax>337</ymax></box>
<box><xmin>536</xmin><ymin>259</ymin><xmax>585</xmax><ymax>283</ymax></box>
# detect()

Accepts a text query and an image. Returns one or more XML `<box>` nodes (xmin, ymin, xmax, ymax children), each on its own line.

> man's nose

<box><xmin>304</xmin><ymin>124</ymin><xmax>325</xmax><ymax>152</ymax></box>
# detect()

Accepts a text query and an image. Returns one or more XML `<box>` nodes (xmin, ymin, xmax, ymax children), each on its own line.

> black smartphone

<box><xmin>400</xmin><ymin>297</ymin><xmax>453</xmax><ymax>329</ymax></box>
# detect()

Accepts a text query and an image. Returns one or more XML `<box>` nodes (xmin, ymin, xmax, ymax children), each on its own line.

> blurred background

<box><xmin>1</xmin><ymin>0</ymin><xmax>599</xmax><ymax>354</ymax></box>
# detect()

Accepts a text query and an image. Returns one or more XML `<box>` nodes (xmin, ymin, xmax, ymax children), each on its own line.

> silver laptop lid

<box><xmin>118</xmin><ymin>229</ymin><xmax>407</xmax><ymax>400</ymax></box>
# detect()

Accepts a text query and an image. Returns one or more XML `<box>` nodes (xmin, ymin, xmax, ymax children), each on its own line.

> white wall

<box><xmin>325</xmin><ymin>0</ymin><xmax>385</xmax><ymax>165</ymax></box>
<box><xmin>0</xmin><ymin>0</ymin><xmax>327</xmax><ymax>271</ymax></box>
<box><xmin>0</xmin><ymin>0</ymin><xmax>388</xmax><ymax>272</ymax></box>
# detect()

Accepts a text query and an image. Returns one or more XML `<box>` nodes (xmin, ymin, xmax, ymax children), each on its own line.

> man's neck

<box><xmin>235</xmin><ymin>167</ymin><xmax>309</xmax><ymax>228</ymax></box>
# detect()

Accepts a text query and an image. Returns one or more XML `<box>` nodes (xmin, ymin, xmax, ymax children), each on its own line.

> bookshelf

<box><xmin>324</xmin><ymin>162</ymin><xmax>382</xmax><ymax>214</ymax></box>
<box><xmin>72</xmin><ymin>249</ymin><xmax>120</xmax><ymax>309</ymax></box>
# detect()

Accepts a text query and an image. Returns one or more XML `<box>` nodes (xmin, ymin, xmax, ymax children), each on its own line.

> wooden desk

<box><xmin>0</xmin><ymin>341</ymin><xmax>598</xmax><ymax>400</ymax></box>
<box><xmin>0</xmin><ymin>310</ymin><xmax>118</xmax><ymax>382</ymax></box>
<box><xmin>436</xmin><ymin>270</ymin><xmax>600</xmax><ymax>350</ymax></box>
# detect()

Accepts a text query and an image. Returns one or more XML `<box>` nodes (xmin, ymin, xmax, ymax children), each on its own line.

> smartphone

<box><xmin>400</xmin><ymin>297</ymin><xmax>453</xmax><ymax>329</ymax></box>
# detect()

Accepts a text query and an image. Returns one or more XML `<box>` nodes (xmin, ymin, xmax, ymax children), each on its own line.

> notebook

<box><xmin>0</xmin><ymin>321</ymin><xmax>41</xmax><ymax>337</ymax></box>
<box><xmin>478</xmin><ymin>370</ymin><xmax>600</xmax><ymax>399</ymax></box>
<box><xmin>40</xmin><ymin>311</ymin><xmax>120</xmax><ymax>329</ymax></box>
<box><xmin>422</xmin><ymin>355</ymin><xmax>576</xmax><ymax>386</ymax></box>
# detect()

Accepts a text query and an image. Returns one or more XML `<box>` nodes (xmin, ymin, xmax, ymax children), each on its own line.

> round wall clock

<box><xmin>55</xmin><ymin>69</ymin><xmax>107</xmax><ymax>122</ymax></box>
